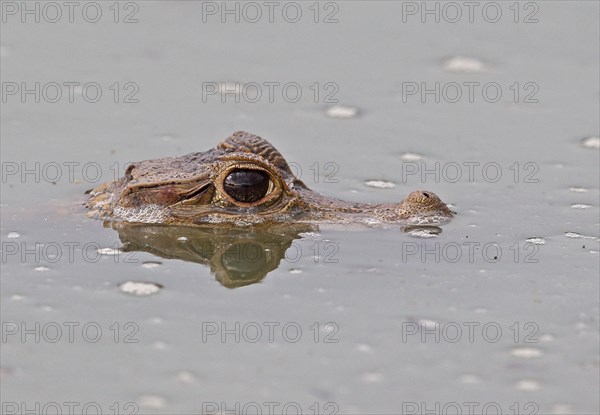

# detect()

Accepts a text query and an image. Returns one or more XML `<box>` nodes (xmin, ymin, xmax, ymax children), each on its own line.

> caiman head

<box><xmin>86</xmin><ymin>131</ymin><xmax>454</xmax><ymax>226</ymax></box>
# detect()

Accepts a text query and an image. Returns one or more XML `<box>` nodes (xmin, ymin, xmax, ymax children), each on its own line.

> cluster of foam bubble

<box><xmin>407</xmin><ymin>214</ymin><xmax>448</xmax><ymax>226</ymax></box>
<box><xmin>112</xmin><ymin>205</ymin><xmax>166</xmax><ymax>223</ymax></box>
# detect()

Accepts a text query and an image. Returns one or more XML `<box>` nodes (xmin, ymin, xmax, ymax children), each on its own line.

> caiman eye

<box><xmin>223</xmin><ymin>169</ymin><xmax>271</xmax><ymax>203</ymax></box>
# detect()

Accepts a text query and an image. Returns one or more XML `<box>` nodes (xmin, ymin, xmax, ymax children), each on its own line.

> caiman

<box><xmin>86</xmin><ymin>131</ymin><xmax>455</xmax><ymax>226</ymax></box>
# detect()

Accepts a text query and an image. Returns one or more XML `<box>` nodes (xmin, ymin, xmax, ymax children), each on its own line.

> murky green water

<box><xmin>1</xmin><ymin>1</ymin><xmax>598</xmax><ymax>414</ymax></box>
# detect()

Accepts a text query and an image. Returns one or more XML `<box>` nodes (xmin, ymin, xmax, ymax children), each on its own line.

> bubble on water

<box><xmin>551</xmin><ymin>403</ymin><xmax>575</xmax><ymax>414</ymax></box>
<box><xmin>418</xmin><ymin>319</ymin><xmax>438</xmax><ymax>330</ymax></box>
<box><xmin>316</xmin><ymin>288</ymin><xmax>325</xmax><ymax>293</ymax></box>
<box><xmin>119</xmin><ymin>281</ymin><xmax>163</xmax><ymax>296</ymax></box>
<box><xmin>7</xmin><ymin>232</ymin><xmax>20</xmax><ymax>239</ymax></box>
<box><xmin>564</xmin><ymin>232</ymin><xmax>599</xmax><ymax>240</ymax></box>
<box><xmin>72</xmin><ymin>84</ymin><xmax>84</xmax><ymax>95</ymax></box>
<box><xmin>176</xmin><ymin>370</ymin><xmax>198</xmax><ymax>384</ymax></box>
<box><xmin>364</xmin><ymin>218</ymin><xmax>382</xmax><ymax>226</ymax></box>
<box><xmin>149</xmin><ymin>317</ymin><xmax>163</xmax><ymax>324</ymax></box>
<box><xmin>540</xmin><ymin>334</ymin><xmax>555</xmax><ymax>342</ymax></box>
<box><xmin>323</xmin><ymin>324</ymin><xmax>336</xmax><ymax>333</ymax></box>
<box><xmin>299</xmin><ymin>232</ymin><xmax>320</xmax><ymax>238</ymax></box>
<box><xmin>569</xmin><ymin>187</ymin><xmax>589</xmax><ymax>193</ymax></box>
<box><xmin>442</xmin><ymin>56</ymin><xmax>486</xmax><ymax>73</ymax></box>
<box><xmin>40</xmin><ymin>305</ymin><xmax>54</xmax><ymax>312</ymax></box>
<box><xmin>153</xmin><ymin>133</ymin><xmax>176</xmax><ymax>142</ymax></box>
<box><xmin>325</xmin><ymin>105</ymin><xmax>359</xmax><ymax>119</ymax></box>
<box><xmin>365</xmin><ymin>180</ymin><xmax>396</xmax><ymax>189</ymax></box>
<box><xmin>11</xmin><ymin>295</ymin><xmax>24</xmax><ymax>301</ymax></box>
<box><xmin>407</xmin><ymin>228</ymin><xmax>440</xmax><ymax>238</ymax></box>
<box><xmin>459</xmin><ymin>374</ymin><xmax>481</xmax><ymax>384</ymax></box>
<box><xmin>571</xmin><ymin>204</ymin><xmax>592</xmax><ymax>209</ymax></box>
<box><xmin>34</xmin><ymin>266</ymin><xmax>50</xmax><ymax>272</ymax></box>
<box><xmin>97</xmin><ymin>247</ymin><xmax>122</xmax><ymax>255</ymax></box>
<box><xmin>355</xmin><ymin>344</ymin><xmax>374</xmax><ymax>354</ymax></box>
<box><xmin>141</xmin><ymin>261</ymin><xmax>162</xmax><ymax>269</ymax></box>
<box><xmin>113</xmin><ymin>205</ymin><xmax>166</xmax><ymax>224</ymax></box>
<box><xmin>289</xmin><ymin>269</ymin><xmax>302</xmax><ymax>274</ymax></box>
<box><xmin>400</xmin><ymin>153</ymin><xmax>423</xmax><ymax>161</ymax></box>
<box><xmin>564</xmin><ymin>232</ymin><xmax>581</xmax><ymax>238</ymax></box>
<box><xmin>510</xmin><ymin>346</ymin><xmax>543</xmax><ymax>358</ymax></box>
<box><xmin>177</xmin><ymin>236</ymin><xmax>189</xmax><ymax>242</ymax></box>
<box><xmin>153</xmin><ymin>341</ymin><xmax>168</xmax><ymax>350</ymax></box>
<box><xmin>361</xmin><ymin>372</ymin><xmax>384</xmax><ymax>383</ymax></box>
<box><xmin>137</xmin><ymin>394</ymin><xmax>167</xmax><ymax>409</ymax></box>
<box><xmin>515</xmin><ymin>379</ymin><xmax>542</xmax><ymax>391</ymax></box>
<box><xmin>526</xmin><ymin>237</ymin><xmax>546</xmax><ymax>245</ymax></box>
<box><xmin>581</xmin><ymin>136</ymin><xmax>599</xmax><ymax>150</ymax></box>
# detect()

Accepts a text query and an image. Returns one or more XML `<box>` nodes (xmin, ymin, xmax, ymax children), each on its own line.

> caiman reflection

<box><xmin>110</xmin><ymin>222</ymin><xmax>315</xmax><ymax>288</ymax></box>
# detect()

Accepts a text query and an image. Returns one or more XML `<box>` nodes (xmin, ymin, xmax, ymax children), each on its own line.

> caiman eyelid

<box><xmin>175</xmin><ymin>182</ymin><xmax>214</xmax><ymax>206</ymax></box>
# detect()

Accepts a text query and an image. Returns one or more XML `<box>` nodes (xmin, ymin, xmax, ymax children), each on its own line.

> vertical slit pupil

<box><xmin>224</xmin><ymin>169</ymin><xmax>270</xmax><ymax>203</ymax></box>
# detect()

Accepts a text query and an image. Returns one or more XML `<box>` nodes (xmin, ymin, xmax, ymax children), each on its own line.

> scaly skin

<box><xmin>86</xmin><ymin>131</ymin><xmax>455</xmax><ymax>226</ymax></box>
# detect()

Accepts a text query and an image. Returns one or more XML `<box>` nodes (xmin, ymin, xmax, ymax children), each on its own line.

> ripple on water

<box><xmin>442</xmin><ymin>56</ymin><xmax>486</xmax><ymax>73</ymax></box>
<box><xmin>526</xmin><ymin>237</ymin><xmax>546</xmax><ymax>245</ymax></box>
<box><xmin>569</xmin><ymin>187</ymin><xmax>589</xmax><ymax>193</ymax></box>
<box><xmin>580</xmin><ymin>136</ymin><xmax>599</xmax><ymax>150</ymax></box>
<box><xmin>325</xmin><ymin>105</ymin><xmax>360</xmax><ymax>119</ymax></box>
<box><xmin>7</xmin><ymin>232</ymin><xmax>20</xmax><ymax>238</ymax></box>
<box><xmin>34</xmin><ymin>266</ymin><xmax>50</xmax><ymax>272</ymax></box>
<box><xmin>365</xmin><ymin>180</ymin><xmax>396</xmax><ymax>189</ymax></box>
<box><xmin>119</xmin><ymin>281</ymin><xmax>163</xmax><ymax>296</ymax></box>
